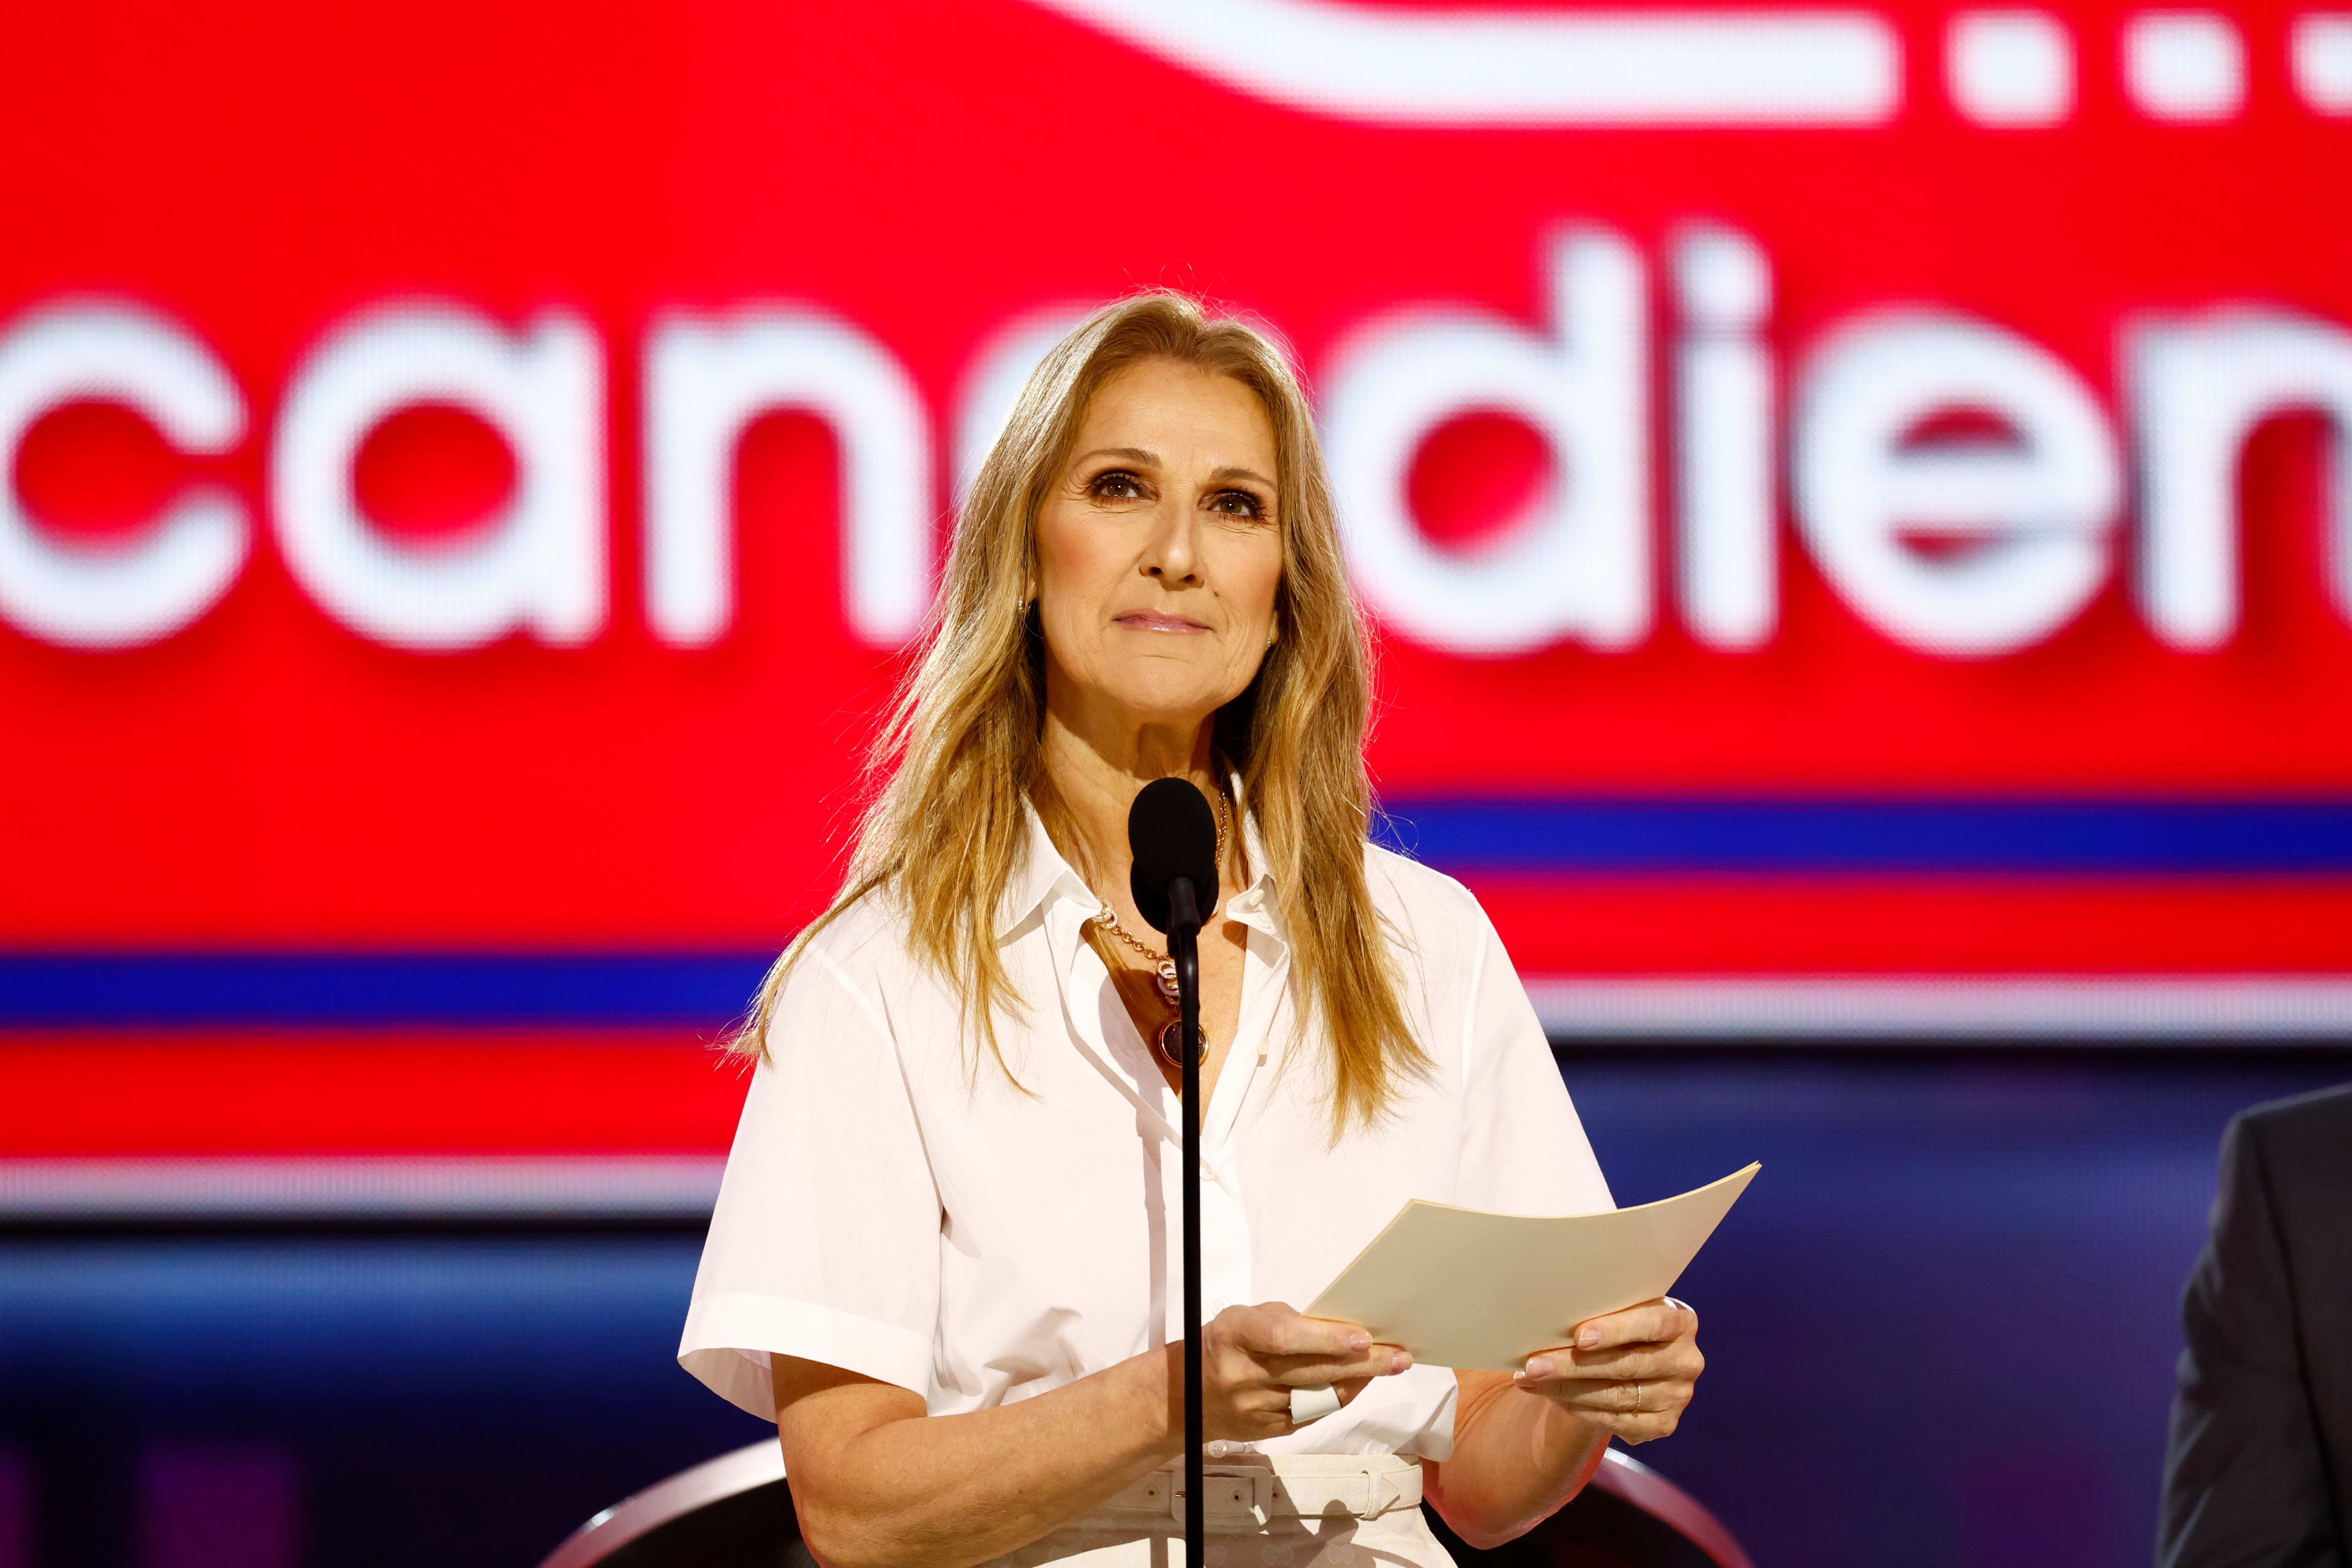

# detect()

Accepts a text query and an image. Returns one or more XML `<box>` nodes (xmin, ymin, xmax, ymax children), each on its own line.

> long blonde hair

<box><xmin>731</xmin><ymin>292</ymin><xmax>1427</xmax><ymax>1131</ymax></box>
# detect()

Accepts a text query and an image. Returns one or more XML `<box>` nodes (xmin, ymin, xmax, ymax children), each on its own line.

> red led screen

<box><xmin>5</xmin><ymin>0</ymin><xmax>2352</xmax><ymax>999</ymax></box>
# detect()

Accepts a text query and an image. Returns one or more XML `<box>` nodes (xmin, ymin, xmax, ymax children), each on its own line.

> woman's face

<box><xmin>1033</xmin><ymin>357</ymin><xmax>1284</xmax><ymax>733</ymax></box>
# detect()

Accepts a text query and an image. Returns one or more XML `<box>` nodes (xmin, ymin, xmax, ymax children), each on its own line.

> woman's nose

<box><xmin>1142</xmin><ymin>502</ymin><xmax>1202</xmax><ymax>584</ymax></box>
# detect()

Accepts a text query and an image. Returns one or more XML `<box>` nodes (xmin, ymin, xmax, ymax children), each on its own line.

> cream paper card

<box><xmin>1303</xmin><ymin>1163</ymin><xmax>1760</xmax><ymax>1371</ymax></box>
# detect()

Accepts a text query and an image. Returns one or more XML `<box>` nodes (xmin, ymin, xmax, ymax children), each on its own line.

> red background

<box><xmin>1</xmin><ymin>0</ymin><xmax>2346</xmax><ymax>951</ymax></box>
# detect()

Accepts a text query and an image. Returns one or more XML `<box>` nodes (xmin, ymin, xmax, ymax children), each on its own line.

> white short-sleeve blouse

<box><xmin>679</xmin><ymin>804</ymin><xmax>1614</xmax><ymax>1462</ymax></box>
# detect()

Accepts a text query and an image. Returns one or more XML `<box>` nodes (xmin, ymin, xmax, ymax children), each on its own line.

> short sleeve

<box><xmin>1450</xmin><ymin>897</ymin><xmax>1613</xmax><ymax>1218</ymax></box>
<box><xmin>679</xmin><ymin>944</ymin><xmax>943</xmax><ymax>1419</ymax></box>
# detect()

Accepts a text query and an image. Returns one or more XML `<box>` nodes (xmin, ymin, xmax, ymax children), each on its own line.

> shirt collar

<box><xmin>1221</xmin><ymin>777</ymin><xmax>1282</xmax><ymax>943</ymax></box>
<box><xmin>995</xmin><ymin>805</ymin><xmax>1096</xmax><ymax>942</ymax></box>
<box><xmin>992</xmin><ymin>772</ymin><xmax>1283</xmax><ymax>944</ymax></box>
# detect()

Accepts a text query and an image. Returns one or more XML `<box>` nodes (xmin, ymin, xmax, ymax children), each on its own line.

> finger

<box><xmin>1521</xmin><ymin>1376</ymin><xmax>1695</xmax><ymax>1425</ymax></box>
<box><xmin>1237</xmin><ymin>1305</ymin><xmax>1376</xmax><ymax>1360</ymax></box>
<box><xmin>1267</xmin><ymin>1346</ymin><xmax>1412</xmax><ymax>1385</ymax></box>
<box><xmin>1567</xmin><ymin>1298</ymin><xmax>1689</xmax><ymax>1353</ymax></box>
<box><xmin>1567</xmin><ymin>1299</ymin><xmax>1683</xmax><ymax>1352</ymax></box>
<box><xmin>1602</xmin><ymin>1401</ymin><xmax>1688</xmax><ymax>1446</ymax></box>
<box><xmin>1517</xmin><ymin>1346</ymin><xmax>1695</xmax><ymax>1389</ymax></box>
<box><xmin>1539</xmin><ymin>1333</ymin><xmax>1705</xmax><ymax>1381</ymax></box>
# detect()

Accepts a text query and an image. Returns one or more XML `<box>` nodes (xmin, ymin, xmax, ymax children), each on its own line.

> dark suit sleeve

<box><xmin>2157</xmin><ymin>1114</ymin><xmax>2343</xmax><ymax>1568</ymax></box>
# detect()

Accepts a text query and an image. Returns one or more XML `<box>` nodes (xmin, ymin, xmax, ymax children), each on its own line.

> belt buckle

<box><xmin>1174</xmin><ymin>1468</ymin><xmax>1268</xmax><ymax>1528</ymax></box>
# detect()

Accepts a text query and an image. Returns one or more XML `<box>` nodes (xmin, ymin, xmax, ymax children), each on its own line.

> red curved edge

<box><xmin>1588</xmin><ymin>1447</ymin><xmax>1753</xmax><ymax>1568</ymax></box>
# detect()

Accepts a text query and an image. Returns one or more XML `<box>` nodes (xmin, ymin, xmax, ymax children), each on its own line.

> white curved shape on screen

<box><xmin>1020</xmin><ymin>0</ymin><xmax>1901</xmax><ymax>126</ymax></box>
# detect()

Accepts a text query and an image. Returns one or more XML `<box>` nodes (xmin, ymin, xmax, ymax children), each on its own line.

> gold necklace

<box><xmin>1091</xmin><ymin>788</ymin><xmax>1231</xmax><ymax>1005</ymax></box>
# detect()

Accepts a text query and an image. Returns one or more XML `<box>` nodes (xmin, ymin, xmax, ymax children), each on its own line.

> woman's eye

<box><xmin>1209</xmin><ymin>489</ymin><xmax>1266</xmax><ymax>519</ymax></box>
<box><xmin>1090</xmin><ymin>470</ymin><xmax>1145</xmax><ymax>499</ymax></box>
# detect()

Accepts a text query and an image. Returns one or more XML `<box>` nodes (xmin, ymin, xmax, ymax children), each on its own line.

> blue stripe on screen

<box><xmin>6</xmin><ymin>797</ymin><xmax>2352</xmax><ymax>1026</ymax></box>
<box><xmin>0</xmin><ymin>951</ymin><xmax>772</xmax><ymax>1027</ymax></box>
<box><xmin>1372</xmin><ymin>796</ymin><xmax>2352</xmax><ymax>875</ymax></box>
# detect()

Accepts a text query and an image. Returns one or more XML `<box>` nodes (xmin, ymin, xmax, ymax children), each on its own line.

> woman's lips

<box><xmin>1114</xmin><ymin>611</ymin><xmax>1210</xmax><ymax>633</ymax></box>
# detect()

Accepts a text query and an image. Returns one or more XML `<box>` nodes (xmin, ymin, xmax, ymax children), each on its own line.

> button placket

<box><xmin>1201</xmin><ymin>1153</ymin><xmax>1254</xmax><ymax>1324</ymax></box>
<box><xmin>1195</xmin><ymin>875</ymin><xmax>1278</xmax><ymax>1330</ymax></box>
<box><xmin>1052</xmin><ymin>893</ymin><xmax>1183</xmax><ymax>1145</ymax></box>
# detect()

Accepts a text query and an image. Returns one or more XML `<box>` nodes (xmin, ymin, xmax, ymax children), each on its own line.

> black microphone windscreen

<box><xmin>1128</xmin><ymin>778</ymin><xmax>1220</xmax><ymax>934</ymax></box>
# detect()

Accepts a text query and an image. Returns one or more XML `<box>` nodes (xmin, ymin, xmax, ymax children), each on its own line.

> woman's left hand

<box><xmin>1509</xmin><ymin>1296</ymin><xmax>1702</xmax><ymax>1446</ymax></box>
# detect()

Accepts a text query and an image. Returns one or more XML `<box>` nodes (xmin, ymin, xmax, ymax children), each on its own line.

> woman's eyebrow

<box><xmin>1210</xmin><ymin>466</ymin><xmax>1275</xmax><ymax>487</ymax></box>
<box><xmin>1073</xmin><ymin>447</ymin><xmax>1159</xmax><ymax>468</ymax></box>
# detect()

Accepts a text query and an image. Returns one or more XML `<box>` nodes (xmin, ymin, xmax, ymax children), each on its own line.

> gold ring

<box><xmin>1629</xmin><ymin>1382</ymin><xmax>1642</xmax><ymax>1415</ymax></box>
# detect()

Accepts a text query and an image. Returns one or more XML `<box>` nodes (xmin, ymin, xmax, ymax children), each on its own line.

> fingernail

<box><xmin>1521</xmin><ymin>1357</ymin><xmax>1553</xmax><ymax>1381</ymax></box>
<box><xmin>1578</xmin><ymin>1329</ymin><xmax>1601</xmax><ymax>1349</ymax></box>
<box><xmin>1390</xmin><ymin>1351</ymin><xmax>1412</xmax><ymax>1373</ymax></box>
<box><xmin>1348</xmin><ymin>1333</ymin><xmax>1371</xmax><ymax>1351</ymax></box>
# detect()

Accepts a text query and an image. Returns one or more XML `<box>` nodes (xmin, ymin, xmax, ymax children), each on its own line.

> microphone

<box><xmin>1128</xmin><ymin>777</ymin><xmax>1219</xmax><ymax>938</ymax></box>
<box><xmin>1126</xmin><ymin>775</ymin><xmax>1218</xmax><ymax>1564</ymax></box>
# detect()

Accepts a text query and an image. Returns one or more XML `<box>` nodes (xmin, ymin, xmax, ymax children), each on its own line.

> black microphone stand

<box><xmin>1166</xmin><ymin>876</ymin><xmax>1205</xmax><ymax>1567</ymax></box>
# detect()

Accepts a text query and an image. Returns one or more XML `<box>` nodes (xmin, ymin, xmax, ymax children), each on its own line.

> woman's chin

<box><xmin>1096</xmin><ymin>679</ymin><xmax>1235</xmax><ymax>734</ymax></box>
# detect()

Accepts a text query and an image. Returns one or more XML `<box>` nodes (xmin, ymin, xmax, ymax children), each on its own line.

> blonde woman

<box><xmin>679</xmin><ymin>295</ymin><xmax>1705</xmax><ymax>1568</ymax></box>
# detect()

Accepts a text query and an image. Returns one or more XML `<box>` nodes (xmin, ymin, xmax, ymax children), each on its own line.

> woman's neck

<box><xmin>1037</xmin><ymin>701</ymin><xmax>1221</xmax><ymax>890</ymax></box>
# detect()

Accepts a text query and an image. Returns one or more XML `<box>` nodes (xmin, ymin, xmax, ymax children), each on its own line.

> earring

<box><xmin>1265</xmin><ymin>623</ymin><xmax>1278</xmax><ymax>649</ymax></box>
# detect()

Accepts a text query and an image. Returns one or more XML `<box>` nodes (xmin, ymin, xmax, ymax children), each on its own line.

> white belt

<box><xmin>1084</xmin><ymin>1455</ymin><xmax>1422</xmax><ymax>1533</ymax></box>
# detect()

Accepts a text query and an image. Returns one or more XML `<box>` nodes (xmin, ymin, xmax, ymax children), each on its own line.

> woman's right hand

<box><xmin>1194</xmin><ymin>1302</ymin><xmax>1413</xmax><ymax>1442</ymax></box>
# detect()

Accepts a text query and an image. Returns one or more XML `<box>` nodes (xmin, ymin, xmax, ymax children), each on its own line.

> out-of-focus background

<box><xmin>4</xmin><ymin>2</ymin><xmax>2351</xmax><ymax>1564</ymax></box>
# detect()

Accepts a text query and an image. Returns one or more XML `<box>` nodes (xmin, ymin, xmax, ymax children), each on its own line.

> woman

<box><xmin>680</xmin><ymin>293</ymin><xmax>1704</xmax><ymax>1568</ymax></box>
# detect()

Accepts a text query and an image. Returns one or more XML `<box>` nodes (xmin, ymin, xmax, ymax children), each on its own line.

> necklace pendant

<box><xmin>1156</xmin><ymin>1020</ymin><xmax>1205</xmax><ymax>1069</ymax></box>
<box><xmin>1154</xmin><ymin>959</ymin><xmax>1180</xmax><ymax>1003</ymax></box>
